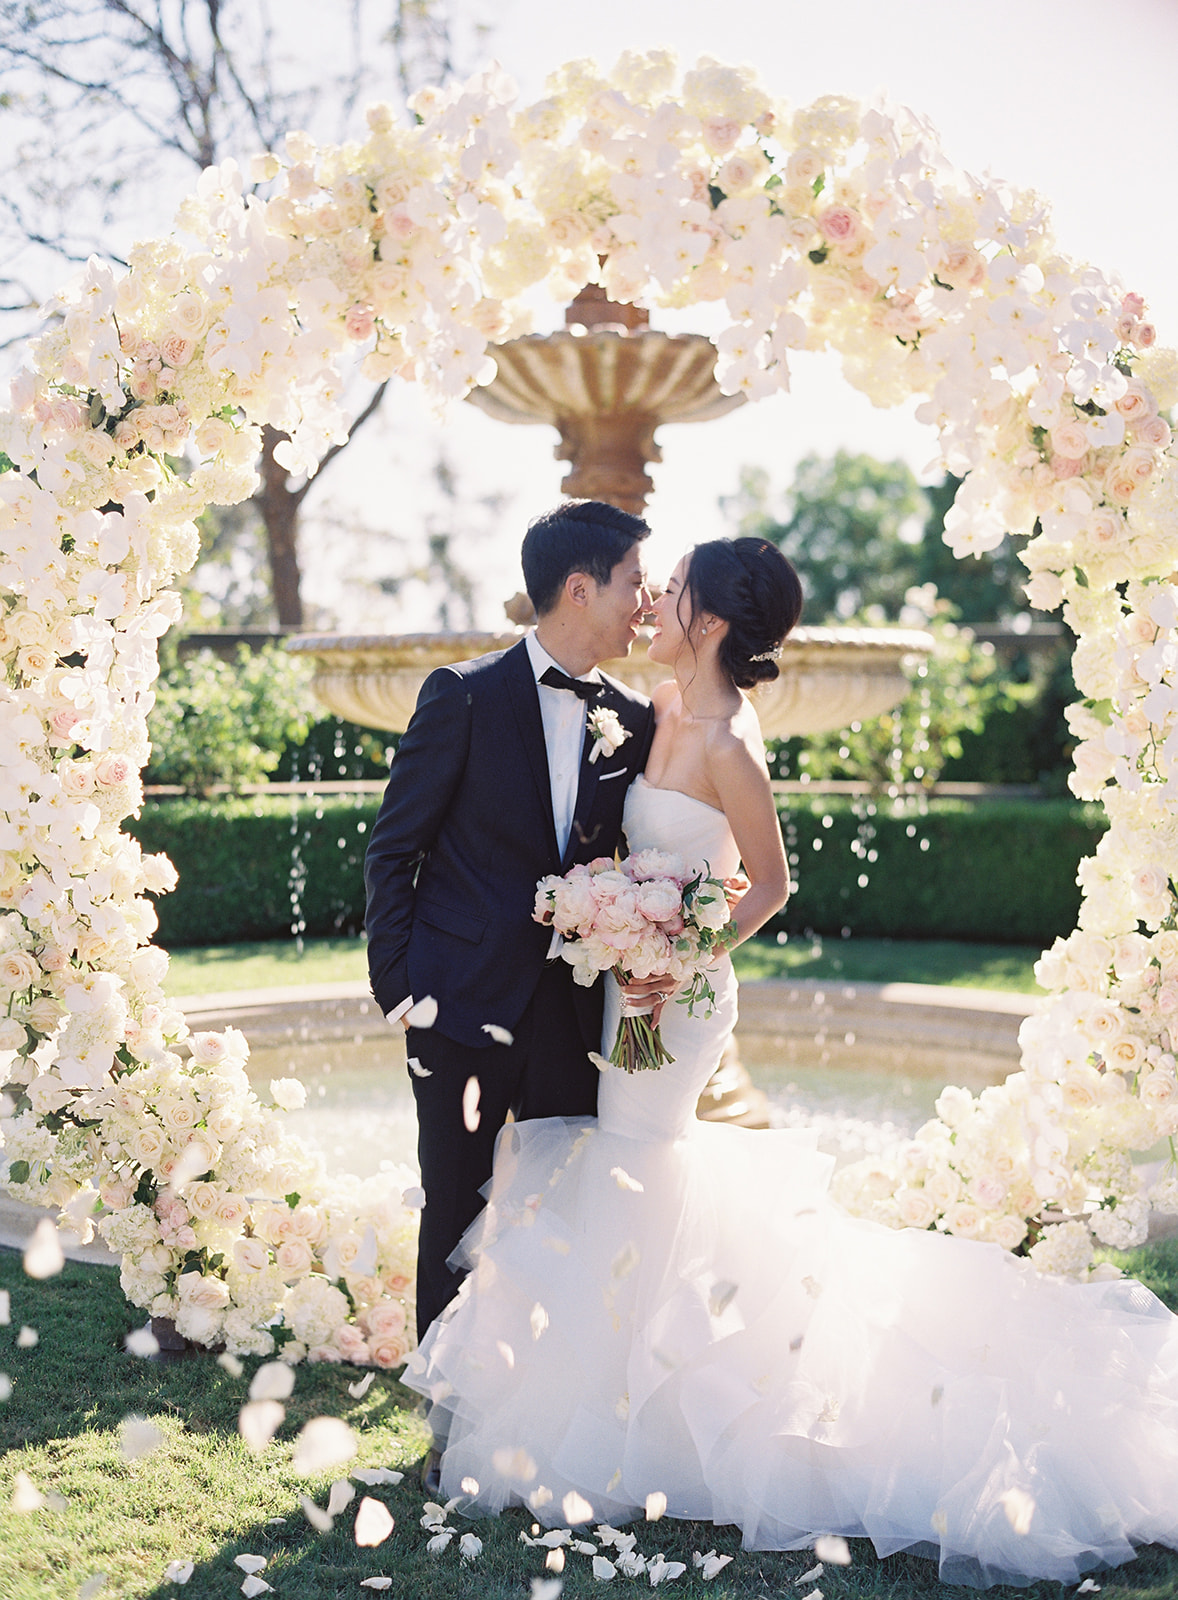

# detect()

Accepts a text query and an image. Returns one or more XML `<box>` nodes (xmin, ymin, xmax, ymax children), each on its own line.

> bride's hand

<box><xmin>620</xmin><ymin>972</ymin><xmax>680</xmax><ymax>1026</ymax></box>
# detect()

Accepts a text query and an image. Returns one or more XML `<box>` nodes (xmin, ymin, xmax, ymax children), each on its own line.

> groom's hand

<box><xmin>722</xmin><ymin>872</ymin><xmax>750</xmax><ymax>910</ymax></box>
<box><xmin>620</xmin><ymin>972</ymin><xmax>680</xmax><ymax>1027</ymax></box>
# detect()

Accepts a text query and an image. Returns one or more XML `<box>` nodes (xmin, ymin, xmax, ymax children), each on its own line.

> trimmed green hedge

<box><xmin>128</xmin><ymin>792</ymin><xmax>1108</xmax><ymax>949</ymax></box>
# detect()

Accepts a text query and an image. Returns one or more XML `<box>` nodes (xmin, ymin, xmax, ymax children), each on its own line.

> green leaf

<box><xmin>0</xmin><ymin>451</ymin><xmax>16</xmax><ymax>475</ymax></box>
<box><xmin>808</xmin><ymin>246</ymin><xmax>828</xmax><ymax>265</ymax></box>
<box><xmin>707</xmin><ymin>183</ymin><xmax>726</xmax><ymax>210</ymax></box>
<box><xmin>1073</xmin><ymin>566</ymin><xmax>1089</xmax><ymax>588</ymax></box>
<box><xmin>1086</xmin><ymin>698</ymin><xmax>1114</xmax><ymax>725</ymax></box>
<box><xmin>811</xmin><ymin>172</ymin><xmax>826</xmax><ymax>197</ymax></box>
<box><xmin>6</xmin><ymin>1159</ymin><xmax>30</xmax><ymax>1184</ymax></box>
<box><xmin>285</xmin><ymin>1192</ymin><xmax>301</xmax><ymax>1209</ymax></box>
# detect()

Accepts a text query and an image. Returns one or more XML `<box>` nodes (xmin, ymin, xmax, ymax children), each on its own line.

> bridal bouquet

<box><xmin>533</xmin><ymin>851</ymin><xmax>736</xmax><ymax>1072</ymax></box>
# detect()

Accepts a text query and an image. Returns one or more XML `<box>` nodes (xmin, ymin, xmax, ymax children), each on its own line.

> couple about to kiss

<box><xmin>363</xmin><ymin>499</ymin><xmax>1178</xmax><ymax>1590</ymax></box>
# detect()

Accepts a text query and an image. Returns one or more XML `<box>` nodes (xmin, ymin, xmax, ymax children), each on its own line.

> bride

<box><xmin>404</xmin><ymin>537</ymin><xmax>1178</xmax><ymax>1589</ymax></box>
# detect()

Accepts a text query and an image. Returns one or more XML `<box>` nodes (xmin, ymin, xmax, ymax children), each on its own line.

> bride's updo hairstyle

<box><xmin>682</xmin><ymin>537</ymin><xmax>804</xmax><ymax>689</ymax></box>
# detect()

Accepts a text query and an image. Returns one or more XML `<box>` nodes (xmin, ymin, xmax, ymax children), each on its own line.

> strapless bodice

<box><xmin>623</xmin><ymin>774</ymin><xmax>741</xmax><ymax>881</ymax></box>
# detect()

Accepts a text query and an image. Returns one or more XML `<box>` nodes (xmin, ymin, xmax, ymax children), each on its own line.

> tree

<box><xmin>0</xmin><ymin>0</ymin><xmax>470</xmax><ymax>625</ymax></box>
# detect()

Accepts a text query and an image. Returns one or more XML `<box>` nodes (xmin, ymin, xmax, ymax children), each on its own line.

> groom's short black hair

<box><xmin>522</xmin><ymin>500</ymin><xmax>651</xmax><ymax>615</ymax></box>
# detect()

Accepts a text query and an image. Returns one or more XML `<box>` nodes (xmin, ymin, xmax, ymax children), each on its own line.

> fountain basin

<box><xmin>286</xmin><ymin>625</ymin><xmax>934</xmax><ymax>740</ymax></box>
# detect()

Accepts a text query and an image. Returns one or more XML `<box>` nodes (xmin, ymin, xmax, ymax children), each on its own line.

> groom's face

<box><xmin>586</xmin><ymin>543</ymin><xmax>650</xmax><ymax>662</ymax></box>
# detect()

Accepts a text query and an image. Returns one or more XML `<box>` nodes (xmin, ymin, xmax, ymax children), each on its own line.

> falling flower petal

<box><xmin>23</xmin><ymin>1218</ymin><xmax>64</xmax><ymax>1279</ymax></box>
<box><xmin>794</xmin><ymin>1562</ymin><xmax>824</xmax><ymax>1584</ymax></box>
<box><xmin>293</xmin><ymin>1416</ymin><xmax>358</xmax><ymax>1475</ymax></box>
<box><xmin>234</xmin><ymin>1556</ymin><xmax>267</xmax><ymax>1575</ymax></box>
<box><xmin>460</xmin><ymin>1476</ymin><xmax>480</xmax><ymax>1495</ymax></box>
<box><xmin>648</xmin><ymin>1557</ymin><xmax>687</xmax><ymax>1585</ymax></box>
<box><xmin>120</xmin><ymin>1415</ymin><xmax>164</xmax><ymax>1461</ymax></box>
<box><xmin>240</xmin><ymin>1578</ymin><xmax>272</xmax><ymax>1598</ymax></box>
<box><xmin>407</xmin><ymin>1056</ymin><xmax>432</xmax><ymax>1078</ymax></box>
<box><xmin>546</xmin><ymin>1547</ymin><xmax>566</xmax><ymax>1573</ymax></box>
<box><xmin>249</xmin><ymin>1362</ymin><xmax>296</xmax><ymax>1402</ymax></box>
<box><xmin>348</xmin><ymin>1373</ymin><xmax>376</xmax><ymax>1399</ymax></box>
<box><xmin>353</xmin><ymin>1468</ymin><xmax>403</xmax><ymax>1486</ymax></box>
<box><xmin>238</xmin><ymin>1400</ymin><xmax>284</xmax><ymax>1453</ymax></box>
<box><xmin>931</xmin><ymin>1509</ymin><xmax>949</xmax><ymax>1537</ymax></box>
<box><xmin>299</xmin><ymin>1494</ymin><xmax>332</xmax><ymax>1533</ymax></box>
<box><xmin>163</xmin><ymin>1561</ymin><xmax>194</xmax><ymax>1584</ymax></box>
<box><xmin>401</xmin><ymin>1185</ymin><xmax>426</xmax><ymax>1210</ymax></box>
<box><xmin>814</xmin><ymin>1535</ymin><xmax>851</xmax><ymax>1565</ymax></box>
<box><xmin>492</xmin><ymin>1445</ymin><xmax>537</xmax><ymax>1481</ymax></box>
<box><xmin>530</xmin><ymin>1302</ymin><xmax>549</xmax><ymax>1340</ymax></box>
<box><xmin>645</xmin><ymin>1491</ymin><xmax>667</xmax><ymax>1521</ymax></box>
<box><xmin>801</xmin><ymin>1276</ymin><xmax>823</xmax><ymax>1298</ymax></box>
<box><xmin>125</xmin><ymin>1326</ymin><xmax>159</xmax><ymax>1358</ymax></box>
<box><xmin>217</xmin><ymin>1353</ymin><xmax>244</xmax><ymax>1377</ymax></box>
<box><xmin>529</xmin><ymin>1485</ymin><xmax>554</xmax><ymax>1510</ymax></box>
<box><xmin>0</xmin><ymin>1290</ymin><xmax>9</xmax><ymax>1324</ymax></box>
<box><xmin>1000</xmin><ymin>1487</ymin><xmax>1035</xmax><ymax>1535</ymax></box>
<box><xmin>459</xmin><ymin>1532</ymin><xmax>483</xmax><ymax>1561</ymax></box>
<box><xmin>531</xmin><ymin>1581</ymin><xmax>564</xmax><ymax>1600</ymax></box>
<box><xmin>589</xmin><ymin>1052</ymin><xmax>611</xmax><ymax>1072</ymax></box>
<box><xmin>592</xmin><ymin>1555</ymin><xmax>617</xmax><ymax>1581</ymax></box>
<box><xmin>11</xmin><ymin>1471</ymin><xmax>45</xmax><ymax>1512</ymax></box>
<box><xmin>481</xmin><ymin>1023</ymin><xmax>514</xmax><ymax>1045</ymax></box>
<box><xmin>78</xmin><ymin>1576</ymin><xmax>106</xmax><ymax>1599</ymax></box>
<box><xmin>1075</xmin><ymin>1583</ymin><xmax>1101</xmax><ymax>1595</ymax></box>
<box><xmin>405</xmin><ymin>996</ymin><xmax>438</xmax><ymax>1029</ymax></box>
<box><xmin>563</xmin><ymin>1490</ymin><xmax>594</xmax><ymax>1525</ymax></box>
<box><xmin>609</xmin><ymin>1166</ymin><xmax>643</xmax><ymax>1193</ymax></box>
<box><xmin>16</xmin><ymin>1325</ymin><xmax>37</xmax><ymax>1348</ymax></box>
<box><xmin>0</xmin><ymin>1375</ymin><xmax>12</xmax><ymax>1400</ymax></box>
<box><xmin>611</xmin><ymin>1242</ymin><xmax>639</xmax><ymax>1280</ymax></box>
<box><xmin>355</xmin><ymin>1495</ymin><xmax>394</xmax><ymax>1547</ymax></box>
<box><xmin>326</xmin><ymin>1479</ymin><xmax>355</xmax><ymax>1516</ymax></box>
<box><xmin>497</xmin><ymin>1340</ymin><xmax>515</xmax><ymax>1368</ymax></box>
<box><xmin>708</xmin><ymin>1281</ymin><xmax>738</xmax><ymax>1317</ymax></box>
<box><xmin>426</xmin><ymin>1530</ymin><xmax>454</xmax><ymax>1553</ymax></box>
<box><xmin>462</xmin><ymin>1076</ymin><xmax>481</xmax><ymax>1132</ymax></box>
<box><xmin>360</xmin><ymin>1581</ymin><xmax>393</xmax><ymax>1592</ymax></box>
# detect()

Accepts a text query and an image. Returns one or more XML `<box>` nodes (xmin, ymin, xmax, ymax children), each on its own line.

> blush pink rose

<box><xmin>345</xmin><ymin>304</ymin><xmax>375</xmax><ymax>341</ymax></box>
<box><xmin>818</xmin><ymin>206</ymin><xmax>863</xmax><ymax>246</ymax></box>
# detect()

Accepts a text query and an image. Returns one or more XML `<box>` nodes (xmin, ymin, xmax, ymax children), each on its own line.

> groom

<box><xmin>364</xmin><ymin>499</ymin><xmax>656</xmax><ymax>1348</ymax></box>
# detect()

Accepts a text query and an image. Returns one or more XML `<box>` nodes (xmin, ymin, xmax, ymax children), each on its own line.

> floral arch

<box><xmin>1</xmin><ymin>51</ymin><xmax>1177</xmax><ymax>1361</ymax></box>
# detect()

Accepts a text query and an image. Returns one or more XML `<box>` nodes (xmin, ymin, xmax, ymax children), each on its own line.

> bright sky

<box><xmin>306</xmin><ymin>0</ymin><xmax>1178</xmax><ymax>631</ymax></box>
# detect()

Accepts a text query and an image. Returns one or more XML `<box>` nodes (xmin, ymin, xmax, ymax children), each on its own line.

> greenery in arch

<box><xmin>1</xmin><ymin>54</ymin><xmax>1177</xmax><ymax>1357</ymax></box>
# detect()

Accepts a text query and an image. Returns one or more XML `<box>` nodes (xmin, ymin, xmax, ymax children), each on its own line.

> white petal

<box><xmin>545</xmin><ymin>1547</ymin><xmax>566</xmax><ymax>1573</ymax></box>
<box><xmin>249</xmin><ymin>1361</ymin><xmax>296</xmax><ymax>1402</ymax></box>
<box><xmin>592</xmin><ymin>1554</ymin><xmax>617</xmax><ymax>1580</ymax></box>
<box><xmin>407</xmin><ymin>1056</ymin><xmax>432</xmax><ymax>1077</ymax></box>
<box><xmin>492</xmin><ymin>1446</ymin><xmax>536</xmax><ymax>1481</ymax></box>
<box><xmin>348</xmin><ymin>1372</ymin><xmax>376</xmax><ymax>1399</ymax></box>
<box><xmin>462</xmin><ymin>1075</ymin><xmax>481</xmax><ymax>1132</ymax></box>
<box><xmin>645</xmin><ymin>1491</ymin><xmax>667</xmax><ymax>1521</ymax></box>
<box><xmin>0</xmin><ymin>1290</ymin><xmax>10</xmax><ymax>1324</ymax></box>
<box><xmin>481</xmin><ymin>1023</ymin><xmax>514</xmax><ymax>1045</ymax></box>
<box><xmin>354</xmin><ymin>1495</ymin><xmax>395</xmax><ymax>1547</ymax></box>
<box><xmin>814</xmin><ymin>1534</ymin><xmax>851</xmax><ymax>1565</ymax></box>
<box><xmin>234</xmin><ymin>1555</ymin><xmax>268</xmax><ymax>1574</ymax></box>
<box><xmin>360</xmin><ymin>1581</ymin><xmax>393</xmax><ymax>1591</ymax></box>
<box><xmin>459</xmin><ymin>1532</ymin><xmax>483</xmax><ymax>1561</ymax></box>
<box><xmin>794</xmin><ymin>1562</ymin><xmax>824</xmax><ymax>1583</ymax></box>
<box><xmin>326</xmin><ymin>1479</ymin><xmax>355</xmax><ymax>1516</ymax></box>
<box><xmin>120</xmin><ymin>1415</ymin><xmax>164</xmax><ymax>1461</ymax></box>
<box><xmin>401</xmin><ymin>1185</ymin><xmax>426</xmax><ymax>1210</ymax></box>
<box><xmin>292</xmin><ymin>1416</ymin><xmax>358</xmax><ymax>1475</ymax></box>
<box><xmin>23</xmin><ymin>1217</ymin><xmax>64</xmax><ymax>1279</ymax></box>
<box><xmin>611</xmin><ymin>1242</ymin><xmax>639</xmax><ymax>1280</ymax></box>
<box><xmin>609</xmin><ymin>1166</ymin><xmax>644</xmax><ymax>1193</ymax></box>
<box><xmin>405</xmin><ymin>995</ymin><xmax>438</xmax><ymax>1028</ymax></box>
<box><xmin>124</xmin><ymin>1326</ymin><xmax>160</xmax><ymax>1358</ymax></box>
<box><xmin>426</xmin><ymin>1530</ymin><xmax>454</xmax><ymax>1553</ymax></box>
<box><xmin>1076</xmin><ymin>1582</ymin><xmax>1101</xmax><ymax>1594</ymax></box>
<box><xmin>10</xmin><ymin>1470</ymin><xmax>44</xmax><ymax>1512</ymax></box>
<box><xmin>217</xmin><ymin>1352</ymin><xmax>244</xmax><ymax>1377</ymax></box>
<box><xmin>563</xmin><ymin>1490</ymin><xmax>594</xmax><ymax>1525</ymax></box>
<box><xmin>299</xmin><ymin>1494</ymin><xmax>333</xmax><ymax>1532</ymax></box>
<box><xmin>460</xmin><ymin>1476</ymin><xmax>480</xmax><ymax>1495</ymax></box>
<box><xmin>1000</xmin><ymin>1487</ymin><xmax>1035</xmax><ymax>1535</ymax></box>
<box><xmin>353</xmin><ymin>1468</ymin><xmax>403</xmax><ymax>1486</ymax></box>
<box><xmin>707</xmin><ymin>1281</ymin><xmax>738</xmax><ymax>1317</ymax></box>
<box><xmin>496</xmin><ymin>1340</ymin><xmax>515</xmax><ymax>1368</ymax></box>
<box><xmin>238</xmin><ymin>1400</ymin><xmax>284</xmax><ymax>1454</ymax></box>
<box><xmin>649</xmin><ymin>1557</ymin><xmax>687</xmax><ymax>1584</ymax></box>
<box><xmin>700</xmin><ymin>1552</ymin><xmax>733</xmax><ymax>1579</ymax></box>
<box><xmin>16</xmin><ymin>1326</ymin><xmax>37</xmax><ymax>1348</ymax></box>
<box><xmin>589</xmin><ymin>1052</ymin><xmax>611</xmax><ymax>1072</ymax></box>
<box><xmin>530</xmin><ymin>1581</ymin><xmax>564</xmax><ymax>1600</ymax></box>
<box><xmin>79</xmin><ymin>1576</ymin><xmax>106</xmax><ymax>1600</ymax></box>
<box><xmin>530</xmin><ymin>1303</ymin><xmax>549</xmax><ymax>1340</ymax></box>
<box><xmin>240</xmin><ymin>1578</ymin><xmax>272</xmax><ymax>1598</ymax></box>
<box><xmin>164</xmin><ymin>1561</ymin><xmax>194</xmax><ymax>1584</ymax></box>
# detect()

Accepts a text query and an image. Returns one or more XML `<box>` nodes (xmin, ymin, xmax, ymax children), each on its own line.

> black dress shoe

<box><xmin>422</xmin><ymin>1447</ymin><xmax>443</xmax><ymax>1498</ymax></box>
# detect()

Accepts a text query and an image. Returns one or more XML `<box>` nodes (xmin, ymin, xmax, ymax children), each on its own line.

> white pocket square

<box><xmin>597</xmin><ymin>767</ymin><xmax>628</xmax><ymax>782</ymax></box>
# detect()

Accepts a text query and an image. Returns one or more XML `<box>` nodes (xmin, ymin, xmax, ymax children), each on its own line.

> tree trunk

<box><xmin>257</xmin><ymin>426</ymin><xmax>304</xmax><ymax>628</ymax></box>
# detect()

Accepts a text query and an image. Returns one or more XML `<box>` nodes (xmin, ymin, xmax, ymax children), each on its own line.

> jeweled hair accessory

<box><xmin>749</xmin><ymin>644</ymin><xmax>782</xmax><ymax>662</ymax></box>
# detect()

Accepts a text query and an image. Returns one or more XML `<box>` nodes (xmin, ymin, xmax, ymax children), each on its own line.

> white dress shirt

<box><xmin>388</xmin><ymin>632</ymin><xmax>598</xmax><ymax>1024</ymax></box>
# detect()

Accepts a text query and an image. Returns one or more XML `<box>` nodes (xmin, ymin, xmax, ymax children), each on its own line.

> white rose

<box><xmin>275</xmin><ymin>1238</ymin><xmax>314</xmax><ymax>1279</ymax></box>
<box><xmin>270</xmin><ymin>1078</ymin><xmax>307</xmax><ymax>1111</ymax></box>
<box><xmin>895</xmin><ymin>1187</ymin><xmax>936</xmax><ymax>1229</ymax></box>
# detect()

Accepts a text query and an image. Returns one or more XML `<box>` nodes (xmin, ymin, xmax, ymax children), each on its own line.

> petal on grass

<box><xmin>562</xmin><ymin>1490</ymin><xmax>594</xmax><ymax>1525</ymax></box>
<box><xmin>0</xmin><ymin>1289</ymin><xmax>9</xmax><ymax>1324</ymax></box>
<box><xmin>23</xmin><ymin>1218</ymin><xmax>64</xmax><ymax>1279</ymax></box>
<box><xmin>120</xmin><ymin>1415</ymin><xmax>164</xmax><ymax>1461</ymax></box>
<box><xmin>326</xmin><ymin>1479</ymin><xmax>355</xmax><ymax>1516</ymax></box>
<box><xmin>459</xmin><ymin>1532</ymin><xmax>483</xmax><ymax>1561</ymax></box>
<box><xmin>355</xmin><ymin>1496</ymin><xmax>395</xmax><ymax>1547</ymax></box>
<box><xmin>292</xmin><ymin>1417</ymin><xmax>358</xmax><ymax>1475</ymax></box>
<box><xmin>794</xmin><ymin>1562</ymin><xmax>824</xmax><ymax>1584</ymax></box>
<box><xmin>360</xmin><ymin>1581</ymin><xmax>393</xmax><ymax>1591</ymax></box>
<box><xmin>16</xmin><ymin>1326</ymin><xmax>37</xmax><ymax>1347</ymax></box>
<box><xmin>462</xmin><ymin>1076</ymin><xmax>481</xmax><ymax>1132</ymax></box>
<box><xmin>124</xmin><ymin>1326</ymin><xmax>160</xmax><ymax>1358</ymax></box>
<box><xmin>481</xmin><ymin>1023</ymin><xmax>514</xmax><ymax>1045</ymax></box>
<box><xmin>645</xmin><ymin>1491</ymin><xmax>667</xmax><ymax>1521</ymax></box>
<box><xmin>1076</xmin><ymin>1582</ymin><xmax>1101</xmax><ymax>1595</ymax></box>
<box><xmin>240</xmin><ymin>1578</ymin><xmax>272</xmax><ymax>1598</ymax></box>
<box><xmin>591</xmin><ymin>1555</ymin><xmax>617</xmax><ymax>1581</ymax></box>
<box><xmin>234</xmin><ymin>1556</ymin><xmax>267</xmax><ymax>1574</ymax></box>
<box><xmin>353</xmin><ymin>1468</ymin><xmax>403</xmax><ymax>1486</ymax></box>
<box><xmin>299</xmin><ymin>1494</ymin><xmax>333</xmax><ymax>1533</ymax></box>
<box><xmin>814</xmin><ymin>1535</ymin><xmax>851</xmax><ymax>1565</ymax></box>
<box><xmin>405</xmin><ymin>996</ymin><xmax>438</xmax><ymax>1029</ymax></box>
<box><xmin>78</xmin><ymin>1576</ymin><xmax>106</xmax><ymax>1599</ymax></box>
<box><xmin>238</xmin><ymin>1400</ymin><xmax>284</xmax><ymax>1453</ymax></box>
<box><xmin>531</xmin><ymin>1582</ymin><xmax>564</xmax><ymax>1600</ymax></box>
<box><xmin>11</xmin><ymin>1471</ymin><xmax>44</xmax><ymax>1512</ymax></box>
<box><xmin>163</xmin><ymin>1561</ymin><xmax>194</xmax><ymax>1584</ymax></box>
<box><xmin>426</xmin><ymin>1530</ymin><xmax>454</xmax><ymax>1553</ymax></box>
<box><xmin>347</xmin><ymin>1372</ymin><xmax>376</xmax><ymax>1399</ymax></box>
<box><xmin>648</xmin><ymin>1557</ymin><xmax>687</xmax><ymax>1585</ymax></box>
<box><xmin>249</xmin><ymin>1362</ymin><xmax>296</xmax><ymax>1402</ymax></box>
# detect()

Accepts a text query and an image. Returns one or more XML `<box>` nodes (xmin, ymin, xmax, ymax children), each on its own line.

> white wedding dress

<box><xmin>405</xmin><ymin>775</ymin><xmax>1178</xmax><ymax>1588</ymax></box>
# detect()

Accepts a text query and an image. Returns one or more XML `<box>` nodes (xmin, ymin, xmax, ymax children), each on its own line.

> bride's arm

<box><xmin>707</xmin><ymin>727</ymin><xmax>790</xmax><ymax>947</ymax></box>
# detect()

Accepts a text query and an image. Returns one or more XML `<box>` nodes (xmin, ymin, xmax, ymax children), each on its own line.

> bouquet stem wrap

<box><xmin>611</xmin><ymin>977</ymin><xmax>675</xmax><ymax>1073</ymax></box>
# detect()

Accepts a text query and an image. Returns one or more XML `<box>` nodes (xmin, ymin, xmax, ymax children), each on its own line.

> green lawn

<box><xmin>163</xmin><ymin>935</ymin><xmax>1043</xmax><ymax>999</ymax></box>
<box><xmin>4</xmin><ymin>1245</ymin><xmax>1178</xmax><ymax>1600</ymax></box>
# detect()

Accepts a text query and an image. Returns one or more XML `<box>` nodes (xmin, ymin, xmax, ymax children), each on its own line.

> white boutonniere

<box><xmin>587</xmin><ymin>705</ymin><xmax>629</xmax><ymax>764</ymax></box>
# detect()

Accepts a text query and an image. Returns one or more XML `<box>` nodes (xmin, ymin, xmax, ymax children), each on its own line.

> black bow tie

<box><xmin>540</xmin><ymin>666</ymin><xmax>602</xmax><ymax>701</ymax></box>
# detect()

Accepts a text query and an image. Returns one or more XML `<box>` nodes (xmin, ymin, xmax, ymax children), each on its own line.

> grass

<box><xmin>4</xmin><ymin>1245</ymin><xmax>1178</xmax><ymax>1600</ymax></box>
<box><xmin>162</xmin><ymin>935</ymin><xmax>1043</xmax><ymax>999</ymax></box>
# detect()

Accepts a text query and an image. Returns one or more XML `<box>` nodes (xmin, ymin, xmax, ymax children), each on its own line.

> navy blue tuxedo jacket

<box><xmin>364</xmin><ymin>638</ymin><xmax>655</xmax><ymax>1050</ymax></box>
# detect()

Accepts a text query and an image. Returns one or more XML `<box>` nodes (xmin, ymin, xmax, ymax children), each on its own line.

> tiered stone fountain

<box><xmin>289</xmin><ymin>286</ymin><xmax>932</xmax><ymax>1124</ymax></box>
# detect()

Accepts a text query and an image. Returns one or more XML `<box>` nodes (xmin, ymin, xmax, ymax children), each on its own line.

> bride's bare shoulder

<box><xmin>651</xmin><ymin>679</ymin><xmax>680</xmax><ymax>715</ymax></box>
<box><xmin>704</xmin><ymin>699</ymin><xmax>770</xmax><ymax>776</ymax></box>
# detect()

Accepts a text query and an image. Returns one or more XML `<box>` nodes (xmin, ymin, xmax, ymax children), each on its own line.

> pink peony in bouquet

<box><xmin>533</xmin><ymin>849</ymin><xmax>736</xmax><ymax>1073</ymax></box>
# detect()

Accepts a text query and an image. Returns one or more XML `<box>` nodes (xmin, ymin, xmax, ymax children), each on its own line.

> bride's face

<box><xmin>647</xmin><ymin>557</ymin><xmax>694</xmax><ymax>667</ymax></box>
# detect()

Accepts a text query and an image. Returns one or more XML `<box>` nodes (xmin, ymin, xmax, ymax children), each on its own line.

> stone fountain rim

<box><xmin>285</xmin><ymin>625</ymin><xmax>935</xmax><ymax>658</ymax></box>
